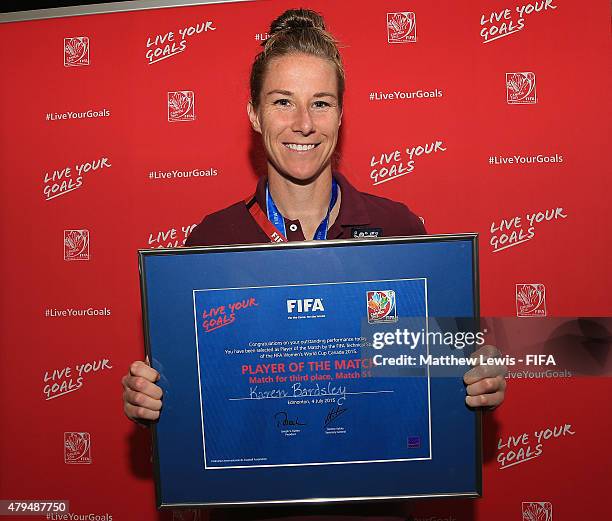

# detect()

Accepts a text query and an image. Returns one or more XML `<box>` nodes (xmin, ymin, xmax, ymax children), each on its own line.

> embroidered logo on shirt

<box><xmin>352</xmin><ymin>227</ymin><xmax>382</xmax><ymax>238</ymax></box>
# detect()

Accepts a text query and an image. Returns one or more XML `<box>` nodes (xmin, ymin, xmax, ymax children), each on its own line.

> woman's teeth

<box><xmin>284</xmin><ymin>143</ymin><xmax>317</xmax><ymax>151</ymax></box>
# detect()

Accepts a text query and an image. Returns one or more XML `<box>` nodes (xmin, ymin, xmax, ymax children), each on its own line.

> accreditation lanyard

<box><xmin>246</xmin><ymin>178</ymin><xmax>338</xmax><ymax>243</ymax></box>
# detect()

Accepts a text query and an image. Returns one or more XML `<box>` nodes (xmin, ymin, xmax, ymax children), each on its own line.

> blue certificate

<box><xmin>139</xmin><ymin>235</ymin><xmax>481</xmax><ymax>507</ymax></box>
<box><xmin>194</xmin><ymin>277</ymin><xmax>430</xmax><ymax>469</ymax></box>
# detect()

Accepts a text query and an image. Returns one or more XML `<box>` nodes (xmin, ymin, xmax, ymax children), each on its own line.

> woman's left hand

<box><xmin>463</xmin><ymin>345</ymin><xmax>507</xmax><ymax>409</ymax></box>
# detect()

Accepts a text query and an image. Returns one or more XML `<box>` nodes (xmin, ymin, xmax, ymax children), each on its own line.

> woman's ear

<box><xmin>247</xmin><ymin>100</ymin><xmax>262</xmax><ymax>133</ymax></box>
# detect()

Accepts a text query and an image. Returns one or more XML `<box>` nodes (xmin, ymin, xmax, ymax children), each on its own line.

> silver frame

<box><xmin>0</xmin><ymin>0</ymin><xmax>252</xmax><ymax>24</ymax></box>
<box><xmin>138</xmin><ymin>233</ymin><xmax>482</xmax><ymax>508</ymax></box>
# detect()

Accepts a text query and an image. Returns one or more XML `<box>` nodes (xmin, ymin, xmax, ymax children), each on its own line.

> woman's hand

<box><xmin>463</xmin><ymin>345</ymin><xmax>507</xmax><ymax>409</ymax></box>
<box><xmin>122</xmin><ymin>360</ymin><xmax>163</xmax><ymax>424</ymax></box>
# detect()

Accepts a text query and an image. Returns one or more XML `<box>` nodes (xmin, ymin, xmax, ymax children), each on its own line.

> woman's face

<box><xmin>248</xmin><ymin>53</ymin><xmax>342</xmax><ymax>183</ymax></box>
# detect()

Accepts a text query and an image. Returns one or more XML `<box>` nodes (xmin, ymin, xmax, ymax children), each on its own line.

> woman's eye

<box><xmin>313</xmin><ymin>101</ymin><xmax>331</xmax><ymax>108</ymax></box>
<box><xmin>273</xmin><ymin>99</ymin><xmax>291</xmax><ymax>107</ymax></box>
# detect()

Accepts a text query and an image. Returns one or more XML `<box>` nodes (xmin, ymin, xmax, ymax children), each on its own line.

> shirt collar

<box><xmin>252</xmin><ymin>171</ymin><xmax>371</xmax><ymax>229</ymax></box>
<box><xmin>332</xmin><ymin>171</ymin><xmax>371</xmax><ymax>228</ymax></box>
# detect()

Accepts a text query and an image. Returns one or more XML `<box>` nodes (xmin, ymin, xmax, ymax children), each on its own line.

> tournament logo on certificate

<box><xmin>387</xmin><ymin>12</ymin><xmax>417</xmax><ymax>44</ymax></box>
<box><xmin>64</xmin><ymin>37</ymin><xmax>90</xmax><ymax>67</ymax></box>
<box><xmin>516</xmin><ymin>283</ymin><xmax>546</xmax><ymax>317</ymax></box>
<box><xmin>506</xmin><ymin>72</ymin><xmax>537</xmax><ymax>104</ymax></box>
<box><xmin>168</xmin><ymin>91</ymin><xmax>195</xmax><ymax>122</ymax></box>
<box><xmin>367</xmin><ymin>290</ymin><xmax>397</xmax><ymax>323</ymax></box>
<box><xmin>64</xmin><ymin>432</ymin><xmax>92</xmax><ymax>464</ymax></box>
<box><xmin>64</xmin><ymin>229</ymin><xmax>90</xmax><ymax>261</ymax></box>
<box><xmin>522</xmin><ymin>501</ymin><xmax>552</xmax><ymax>521</ymax></box>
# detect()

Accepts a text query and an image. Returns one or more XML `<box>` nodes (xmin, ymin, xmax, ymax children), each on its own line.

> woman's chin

<box><xmin>271</xmin><ymin>163</ymin><xmax>331</xmax><ymax>185</ymax></box>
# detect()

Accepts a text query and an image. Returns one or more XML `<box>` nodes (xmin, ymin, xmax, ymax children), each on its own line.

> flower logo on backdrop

<box><xmin>387</xmin><ymin>12</ymin><xmax>417</xmax><ymax>43</ymax></box>
<box><xmin>168</xmin><ymin>91</ymin><xmax>195</xmax><ymax>122</ymax></box>
<box><xmin>64</xmin><ymin>37</ymin><xmax>90</xmax><ymax>67</ymax></box>
<box><xmin>522</xmin><ymin>502</ymin><xmax>552</xmax><ymax>521</ymax></box>
<box><xmin>64</xmin><ymin>230</ymin><xmax>90</xmax><ymax>261</ymax></box>
<box><xmin>506</xmin><ymin>72</ymin><xmax>537</xmax><ymax>104</ymax></box>
<box><xmin>64</xmin><ymin>432</ymin><xmax>91</xmax><ymax>464</ymax></box>
<box><xmin>367</xmin><ymin>290</ymin><xmax>397</xmax><ymax>324</ymax></box>
<box><xmin>516</xmin><ymin>284</ymin><xmax>547</xmax><ymax>317</ymax></box>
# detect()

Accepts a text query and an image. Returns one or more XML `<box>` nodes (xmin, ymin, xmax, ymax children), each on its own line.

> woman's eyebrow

<box><xmin>313</xmin><ymin>92</ymin><xmax>337</xmax><ymax>99</ymax></box>
<box><xmin>266</xmin><ymin>89</ymin><xmax>293</xmax><ymax>96</ymax></box>
<box><xmin>265</xmin><ymin>90</ymin><xmax>337</xmax><ymax>99</ymax></box>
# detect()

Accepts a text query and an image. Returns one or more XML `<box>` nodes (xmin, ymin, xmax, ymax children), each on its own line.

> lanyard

<box><xmin>246</xmin><ymin>178</ymin><xmax>339</xmax><ymax>243</ymax></box>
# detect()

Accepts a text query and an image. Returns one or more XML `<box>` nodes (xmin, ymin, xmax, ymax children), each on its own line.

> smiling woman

<box><xmin>122</xmin><ymin>6</ymin><xmax>507</xmax><ymax>520</ymax></box>
<box><xmin>184</xmin><ymin>8</ymin><xmax>426</xmax><ymax>245</ymax></box>
<box><xmin>247</xmin><ymin>53</ymin><xmax>341</xmax><ymax>186</ymax></box>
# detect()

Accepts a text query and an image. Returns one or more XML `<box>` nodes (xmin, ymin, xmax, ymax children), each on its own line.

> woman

<box><xmin>123</xmin><ymin>8</ymin><xmax>506</xmax><ymax>519</ymax></box>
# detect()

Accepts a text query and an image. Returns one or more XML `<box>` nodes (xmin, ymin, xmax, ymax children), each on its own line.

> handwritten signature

<box><xmin>274</xmin><ymin>411</ymin><xmax>306</xmax><ymax>429</ymax></box>
<box><xmin>324</xmin><ymin>405</ymin><xmax>348</xmax><ymax>428</ymax></box>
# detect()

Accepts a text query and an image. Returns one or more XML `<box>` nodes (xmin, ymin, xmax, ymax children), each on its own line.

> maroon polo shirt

<box><xmin>186</xmin><ymin>172</ymin><xmax>425</xmax><ymax>246</ymax></box>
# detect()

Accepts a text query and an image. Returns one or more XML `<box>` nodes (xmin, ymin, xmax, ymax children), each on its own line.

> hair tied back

<box><xmin>250</xmin><ymin>8</ymin><xmax>345</xmax><ymax>109</ymax></box>
<box><xmin>269</xmin><ymin>9</ymin><xmax>326</xmax><ymax>35</ymax></box>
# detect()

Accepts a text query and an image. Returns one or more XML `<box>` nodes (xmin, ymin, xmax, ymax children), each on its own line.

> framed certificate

<box><xmin>139</xmin><ymin>234</ymin><xmax>481</xmax><ymax>508</ymax></box>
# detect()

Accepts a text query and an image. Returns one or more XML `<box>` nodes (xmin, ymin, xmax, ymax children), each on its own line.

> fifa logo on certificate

<box><xmin>64</xmin><ymin>37</ymin><xmax>90</xmax><ymax>67</ymax></box>
<box><xmin>367</xmin><ymin>290</ymin><xmax>397</xmax><ymax>323</ymax></box>
<box><xmin>64</xmin><ymin>432</ymin><xmax>92</xmax><ymax>464</ymax></box>
<box><xmin>64</xmin><ymin>229</ymin><xmax>90</xmax><ymax>261</ymax></box>
<box><xmin>522</xmin><ymin>501</ymin><xmax>552</xmax><ymax>521</ymax></box>
<box><xmin>516</xmin><ymin>283</ymin><xmax>547</xmax><ymax>317</ymax></box>
<box><xmin>506</xmin><ymin>72</ymin><xmax>537</xmax><ymax>104</ymax></box>
<box><xmin>168</xmin><ymin>91</ymin><xmax>196</xmax><ymax>122</ymax></box>
<box><xmin>387</xmin><ymin>12</ymin><xmax>417</xmax><ymax>43</ymax></box>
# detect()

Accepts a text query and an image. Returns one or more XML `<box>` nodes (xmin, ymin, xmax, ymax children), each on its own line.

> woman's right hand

<box><xmin>122</xmin><ymin>360</ymin><xmax>163</xmax><ymax>423</ymax></box>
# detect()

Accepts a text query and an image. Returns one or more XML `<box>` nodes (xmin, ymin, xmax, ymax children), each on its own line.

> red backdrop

<box><xmin>0</xmin><ymin>0</ymin><xmax>610</xmax><ymax>520</ymax></box>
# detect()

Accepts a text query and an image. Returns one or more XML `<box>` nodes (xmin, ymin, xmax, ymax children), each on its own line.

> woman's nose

<box><xmin>292</xmin><ymin>106</ymin><xmax>314</xmax><ymax>134</ymax></box>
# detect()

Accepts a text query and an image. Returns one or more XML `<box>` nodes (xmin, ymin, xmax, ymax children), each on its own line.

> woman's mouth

<box><xmin>283</xmin><ymin>143</ymin><xmax>319</xmax><ymax>151</ymax></box>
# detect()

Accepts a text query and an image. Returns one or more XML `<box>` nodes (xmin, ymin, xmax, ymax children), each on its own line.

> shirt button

<box><xmin>289</xmin><ymin>224</ymin><xmax>298</xmax><ymax>232</ymax></box>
